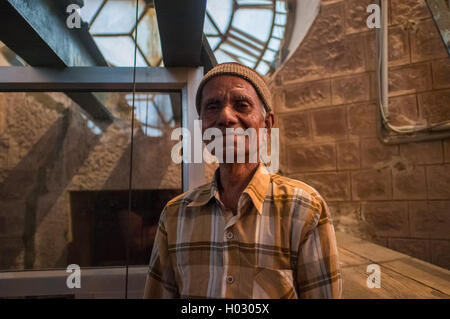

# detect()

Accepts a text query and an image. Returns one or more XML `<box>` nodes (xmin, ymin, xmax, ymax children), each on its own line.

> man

<box><xmin>144</xmin><ymin>63</ymin><xmax>342</xmax><ymax>299</ymax></box>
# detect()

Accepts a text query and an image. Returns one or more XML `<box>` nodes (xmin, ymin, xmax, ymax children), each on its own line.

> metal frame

<box><xmin>0</xmin><ymin>65</ymin><xmax>205</xmax><ymax>298</ymax></box>
<box><xmin>0</xmin><ymin>266</ymin><xmax>148</xmax><ymax>299</ymax></box>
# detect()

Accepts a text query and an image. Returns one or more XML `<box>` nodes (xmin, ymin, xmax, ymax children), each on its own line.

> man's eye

<box><xmin>206</xmin><ymin>104</ymin><xmax>219</xmax><ymax>110</ymax></box>
<box><xmin>236</xmin><ymin>103</ymin><xmax>250</xmax><ymax>109</ymax></box>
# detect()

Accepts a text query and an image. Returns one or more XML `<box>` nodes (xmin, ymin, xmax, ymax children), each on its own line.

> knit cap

<box><xmin>195</xmin><ymin>62</ymin><xmax>273</xmax><ymax>115</ymax></box>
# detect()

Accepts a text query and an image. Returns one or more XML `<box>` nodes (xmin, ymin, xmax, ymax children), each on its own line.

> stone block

<box><xmin>365</xmin><ymin>26</ymin><xmax>411</xmax><ymax>69</ymax></box>
<box><xmin>351</xmin><ymin>168</ymin><xmax>392</xmax><ymax>200</ymax></box>
<box><xmin>283</xmin><ymin>79</ymin><xmax>331</xmax><ymax>110</ymax></box>
<box><xmin>390</xmin><ymin>0</ymin><xmax>430</xmax><ymax>25</ymax></box>
<box><xmin>361</xmin><ymin>137</ymin><xmax>399</xmax><ymax>168</ymax></box>
<box><xmin>432</xmin><ymin>59</ymin><xmax>450</xmax><ymax>89</ymax></box>
<box><xmin>294</xmin><ymin>172</ymin><xmax>351</xmax><ymax>201</ymax></box>
<box><xmin>0</xmin><ymin>170</ymin><xmax>38</xmax><ymax>200</ymax></box>
<box><xmin>347</xmin><ymin>102</ymin><xmax>377</xmax><ymax>137</ymax></box>
<box><xmin>361</xmin><ymin>201</ymin><xmax>409</xmax><ymax>237</ymax></box>
<box><xmin>427</xmin><ymin>165</ymin><xmax>450</xmax><ymax>199</ymax></box>
<box><xmin>388</xmin><ymin>63</ymin><xmax>432</xmax><ymax>97</ymax></box>
<box><xmin>337</xmin><ymin>140</ymin><xmax>360</xmax><ymax>169</ymax></box>
<box><xmin>0</xmin><ymin>201</ymin><xmax>25</xmax><ymax>237</ymax></box>
<box><xmin>0</xmin><ymin>237</ymin><xmax>24</xmax><ymax>270</ymax></box>
<box><xmin>278</xmin><ymin>112</ymin><xmax>311</xmax><ymax>142</ymax></box>
<box><xmin>387</xmin><ymin>26</ymin><xmax>411</xmax><ymax>66</ymax></box>
<box><xmin>286</xmin><ymin>143</ymin><xmax>336</xmax><ymax>173</ymax></box>
<box><xmin>280</xmin><ymin>31</ymin><xmax>366</xmax><ymax>83</ymax></box>
<box><xmin>409</xmin><ymin>201</ymin><xmax>450</xmax><ymax>239</ymax></box>
<box><xmin>392</xmin><ymin>165</ymin><xmax>427</xmax><ymax>199</ymax></box>
<box><xmin>418</xmin><ymin>89</ymin><xmax>450</xmax><ymax>126</ymax></box>
<box><xmin>0</xmin><ymin>138</ymin><xmax>8</xmax><ymax>169</ymax></box>
<box><xmin>344</xmin><ymin>0</ymin><xmax>374</xmax><ymax>34</ymax></box>
<box><xmin>399</xmin><ymin>141</ymin><xmax>443</xmax><ymax>165</ymax></box>
<box><xmin>332</xmin><ymin>73</ymin><xmax>371</xmax><ymax>105</ymax></box>
<box><xmin>388</xmin><ymin>94</ymin><xmax>420</xmax><ymax>126</ymax></box>
<box><xmin>430</xmin><ymin>240</ymin><xmax>450</xmax><ymax>270</ymax></box>
<box><xmin>311</xmin><ymin>107</ymin><xmax>348</xmax><ymax>139</ymax></box>
<box><xmin>327</xmin><ymin>201</ymin><xmax>362</xmax><ymax>236</ymax></box>
<box><xmin>444</xmin><ymin>139</ymin><xmax>450</xmax><ymax>163</ymax></box>
<box><xmin>388</xmin><ymin>238</ymin><xmax>430</xmax><ymax>262</ymax></box>
<box><xmin>410</xmin><ymin>19</ymin><xmax>448</xmax><ymax>62</ymax></box>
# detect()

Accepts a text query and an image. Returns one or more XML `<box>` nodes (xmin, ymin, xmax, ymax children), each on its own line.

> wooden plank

<box><xmin>339</xmin><ymin>247</ymin><xmax>449</xmax><ymax>298</ymax></box>
<box><xmin>337</xmin><ymin>232</ymin><xmax>450</xmax><ymax>296</ymax></box>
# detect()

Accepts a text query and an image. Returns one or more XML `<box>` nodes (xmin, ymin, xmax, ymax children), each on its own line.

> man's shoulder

<box><xmin>271</xmin><ymin>174</ymin><xmax>322</xmax><ymax>198</ymax></box>
<box><xmin>164</xmin><ymin>182</ymin><xmax>212</xmax><ymax>209</ymax></box>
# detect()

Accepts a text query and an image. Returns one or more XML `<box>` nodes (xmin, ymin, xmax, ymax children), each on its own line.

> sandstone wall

<box><xmin>270</xmin><ymin>0</ymin><xmax>450</xmax><ymax>269</ymax></box>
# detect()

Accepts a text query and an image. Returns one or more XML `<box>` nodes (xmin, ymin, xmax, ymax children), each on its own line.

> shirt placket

<box><xmin>222</xmin><ymin>196</ymin><xmax>250</xmax><ymax>298</ymax></box>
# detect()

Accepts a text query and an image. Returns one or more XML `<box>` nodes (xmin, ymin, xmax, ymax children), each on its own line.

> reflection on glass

<box><xmin>0</xmin><ymin>91</ymin><xmax>182</xmax><ymax>271</ymax></box>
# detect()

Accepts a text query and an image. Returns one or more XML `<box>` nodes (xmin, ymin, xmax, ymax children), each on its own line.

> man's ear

<box><xmin>264</xmin><ymin>113</ymin><xmax>274</xmax><ymax>129</ymax></box>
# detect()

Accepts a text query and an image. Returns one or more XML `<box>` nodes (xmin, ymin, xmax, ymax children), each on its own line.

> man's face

<box><xmin>199</xmin><ymin>75</ymin><xmax>272</xmax><ymax>162</ymax></box>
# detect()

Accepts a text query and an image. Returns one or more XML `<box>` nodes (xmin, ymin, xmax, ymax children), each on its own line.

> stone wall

<box><xmin>270</xmin><ymin>0</ymin><xmax>450</xmax><ymax>269</ymax></box>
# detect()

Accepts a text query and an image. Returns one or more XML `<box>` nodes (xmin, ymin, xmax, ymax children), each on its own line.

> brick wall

<box><xmin>270</xmin><ymin>0</ymin><xmax>450</xmax><ymax>269</ymax></box>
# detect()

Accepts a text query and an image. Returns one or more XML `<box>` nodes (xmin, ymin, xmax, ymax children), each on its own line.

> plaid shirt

<box><xmin>144</xmin><ymin>163</ymin><xmax>342</xmax><ymax>299</ymax></box>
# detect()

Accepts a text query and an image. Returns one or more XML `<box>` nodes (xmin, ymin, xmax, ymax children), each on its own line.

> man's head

<box><xmin>196</xmin><ymin>63</ymin><xmax>274</xmax><ymax>163</ymax></box>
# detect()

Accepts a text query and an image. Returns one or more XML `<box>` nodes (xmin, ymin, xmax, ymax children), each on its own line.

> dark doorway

<box><xmin>68</xmin><ymin>189</ymin><xmax>180</xmax><ymax>267</ymax></box>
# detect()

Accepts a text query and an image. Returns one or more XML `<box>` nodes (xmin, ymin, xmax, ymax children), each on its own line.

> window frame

<box><xmin>0</xmin><ymin>65</ymin><xmax>205</xmax><ymax>298</ymax></box>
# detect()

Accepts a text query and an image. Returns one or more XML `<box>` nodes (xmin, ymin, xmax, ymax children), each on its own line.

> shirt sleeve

<box><xmin>295</xmin><ymin>195</ymin><xmax>342</xmax><ymax>299</ymax></box>
<box><xmin>143</xmin><ymin>208</ymin><xmax>179</xmax><ymax>299</ymax></box>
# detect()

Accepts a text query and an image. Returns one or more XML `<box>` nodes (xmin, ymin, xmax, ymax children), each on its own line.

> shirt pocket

<box><xmin>252</xmin><ymin>267</ymin><xmax>298</xmax><ymax>299</ymax></box>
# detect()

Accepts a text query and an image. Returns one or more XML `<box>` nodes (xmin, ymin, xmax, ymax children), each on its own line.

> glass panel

<box><xmin>215</xmin><ymin>50</ymin><xmax>237</xmax><ymax>64</ymax></box>
<box><xmin>256</xmin><ymin>61</ymin><xmax>270</xmax><ymax>74</ymax></box>
<box><xmin>220</xmin><ymin>43</ymin><xmax>258</xmax><ymax>64</ymax></box>
<box><xmin>263</xmin><ymin>49</ymin><xmax>276</xmax><ymax>62</ymax></box>
<box><xmin>0</xmin><ymin>41</ymin><xmax>26</xmax><ymax>66</ymax></box>
<box><xmin>236</xmin><ymin>0</ymin><xmax>273</xmax><ymax>5</ymax></box>
<box><xmin>0</xmin><ymin>91</ymin><xmax>182</xmax><ymax>271</ymax></box>
<box><xmin>206</xmin><ymin>0</ymin><xmax>233</xmax><ymax>34</ymax></box>
<box><xmin>204</xmin><ymin>15</ymin><xmax>220</xmax><ymax>36</ymax></box>
<box><xmin>93</xmin><ymin>36</ymin><xmax>147</xmax><ymax>66</ymax></box>
<box><xmin>135</xmin><ymin>8</ymin><xmax>162</xmax><ymax>67</ymax></box>
<box><xmin>81</xmin><ymin>0</ymin><xmax>104</xmax><ymax>24</ymax></box>
<box><xmin>268</xmin><ymin>37</ymin><xmax>281</xmax><ymax>51</ymax></box>
<box><xmin>274</xmin><ymin>13</ymin><xmax>287</xmax><ymax>25</ymax></box>
<box><xmin>276</xmin><ymin>0</ymin><xmax>287</xmax><ymax>13</ymax></box>
<box><xmin>232</xmin><ymin>9</ymin><xmax>273</xmax><ymax>43</ymax></box>
<box><xmin>273</xmin><ymin>25</ymin><xmax>285</xmax><ymax>39</ymax></box>
<box><xmin>89</xmin><ymin>0</ymin><xmax>145</xmax><ymax>34</ymax></box>
<box><xmin>207</xmin><ymin>37</ymin><xmax>221</xmax><ymax>50</ymax></box>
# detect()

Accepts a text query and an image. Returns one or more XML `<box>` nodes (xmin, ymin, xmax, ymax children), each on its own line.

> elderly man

<box><xmin>144</xmin><ymin>63</ymin><xmax>342</xmax><ymax>299</ymax></box>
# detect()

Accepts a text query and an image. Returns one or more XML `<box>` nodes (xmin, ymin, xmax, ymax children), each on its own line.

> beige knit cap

<box><xmin>195</xmin><ymin>62</ymin><xmax>273</xmax><ymax>115</ymax></box>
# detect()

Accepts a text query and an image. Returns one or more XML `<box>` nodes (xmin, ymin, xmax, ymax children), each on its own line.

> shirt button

<box><xmin>226</xmin><ymin>275</ymin><xmax>234</xmax><ymax>284</ymax></box>
<box><xmin>226</xmin><ymin>231</ymin><xmax>234</xmax><ymax>240</ymax></box>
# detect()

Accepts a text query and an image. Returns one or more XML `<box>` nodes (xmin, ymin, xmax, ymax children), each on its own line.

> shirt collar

<box><xmin>187</xmin><ymin>163</ymin><xmax>271</xmax><ymax>215</ymax></box>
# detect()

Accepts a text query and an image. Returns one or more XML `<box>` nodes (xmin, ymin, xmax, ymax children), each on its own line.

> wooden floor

<box><xmin>337</xmin><ymin>232</ymin><xmax>450</xmax><ymax>298</ymax></box>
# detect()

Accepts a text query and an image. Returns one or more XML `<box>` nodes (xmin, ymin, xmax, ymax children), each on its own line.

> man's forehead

<box><xmin>201</xmin><ymin>75</ymin><xmax>258</xmax><ymax>99</ymax></box>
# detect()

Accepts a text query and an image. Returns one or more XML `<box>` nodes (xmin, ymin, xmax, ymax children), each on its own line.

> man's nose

<box><xmin>216</xmin><ymin>104</ymin><xmax>238</xmax><ymax>127</ymax></box>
